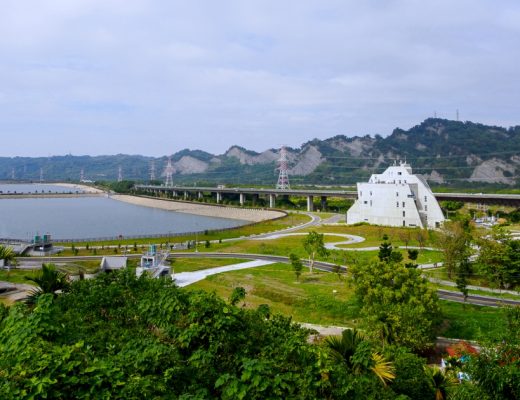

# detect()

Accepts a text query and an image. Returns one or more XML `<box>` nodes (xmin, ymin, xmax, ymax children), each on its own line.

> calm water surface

<box><xmin>0</xmin><ymin>196</ymin><xmax>246</xmax><ymax>240</ymax></box>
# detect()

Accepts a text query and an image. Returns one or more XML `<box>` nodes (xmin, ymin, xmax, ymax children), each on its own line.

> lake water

<box><xmin>0</xmin><ymin>195</ymin><xmax>246</xmax><ymax>241</ymax></box>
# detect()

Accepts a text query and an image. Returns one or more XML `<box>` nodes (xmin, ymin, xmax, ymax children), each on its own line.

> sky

<box><xmin>1</xmin><ymin>0</ymin><xmax>519</xmax><ymax>157</ymax></box>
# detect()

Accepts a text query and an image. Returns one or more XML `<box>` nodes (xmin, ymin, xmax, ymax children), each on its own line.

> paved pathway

<box><xmin>173</xmin><ymin>259</ymin><xmax>275</xmax><ymax>287</ymax></box>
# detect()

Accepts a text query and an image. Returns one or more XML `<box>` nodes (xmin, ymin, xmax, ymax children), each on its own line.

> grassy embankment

<box><xmin>51</xmin><ymin>212</ymin><xmax>310</xmax><ymax>253</ymax></box>
<box><xmin>188</xmin><ymin>262</ymin><xmax>506</xmax><ymax>340</ymax></box>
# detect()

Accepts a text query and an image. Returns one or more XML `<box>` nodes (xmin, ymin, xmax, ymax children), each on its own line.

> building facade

<box><xmin>346</xmin><ymin>163</ymin><xmax>445</xmax><ymax>229</ymax></box>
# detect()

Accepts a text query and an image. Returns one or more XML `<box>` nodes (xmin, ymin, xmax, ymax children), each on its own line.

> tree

<box><xmin>405</xmin><ymin>249</ymin><xmax>419</xmax><ymax>269</ymax></box>
<box><xmin>302</xmin><ymin>231</ymin><xmax>328</xmax><ymax>273</ymax></box>
<box><xmin>462</xmin><ymin>306</ymin><xmax>520</xmax><ymax>400</ymax></box>
<box><xmin>229</xmin><ymin>286</ymin><xmax>246</xmax><ymax>306</ymax></box>
<box><xmin>427</xmin><ymin>367</ymin><xmax>456</xmax><ymax>400</ymax></box>
<box><xmin>0</xmin><ymin>270</ymin><xmax>326</xmax><ymax>399</ymax></box>
<box><xmin>289</xmin><ymin>253</ymin><xmax>303</xmax><ymax>281</ymax></box>
<box><xmin>325</xmin><ymin>329</ymin><xmax>395</xmax><ymax>386</ymax></box>
<box><xmin>0</xmin><ymin>245</ymin><xmax>15</xmax><ymax>265</ymax></box>
<box><xmin>415</xmin><ymin>230</ymin><xmax>428</xmax><ymax>248</ymax></box>
<box><xmin>398</xmin><ymin>230</ymin><xmax>411</xmax><ymax>248</ymax></box>
<box><xmin>349</xmin><ymin>261</ymin><xmax>441</xmax><ymax>351</ymax></box>
<box><xmin>477</xmin><ymin>228</ymin><xmax>520</xmax><ymax>289</ymax></box>
<box><xmin>436</xmin><ymin>221</ymin><xmax>472</xmax><ymax>279</ymax></box>
<box><xmin>378</xmin><ymin>241</ymin><xmax>403</xmax><ymax>263</ymax></box>
<box><xmin>24</xmin><ymin>263</ymin><xmax>70</xmax><ymax>305</ymax></box>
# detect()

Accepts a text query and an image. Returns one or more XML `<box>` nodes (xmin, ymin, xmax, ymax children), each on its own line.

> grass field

<box><xmin>0</xmin><ymin>268</ymin><xmax>38</xmax><ymax>285</ymax></box>
<box><xmin>437</xmin><ymin>301</ymin><xmax>506</xmax><ymax>340</ymax></box>
<box><xmin>189</xmin><ymin>263</ymin><xmax>360</xmax><ymax>326</ymax></box>
<box><xmin>187</xmin><ymin>262</ymin><xmax>505</xmax><ymax>340</ymax></box>
<box><xmin>301</xmin><ymin>224</ymin><xmax>438</xmax><ymax>249</ymax></box>
<box><xmin>424</xmin><ymin>267</ymin><xmax>520</xmax><ymax>293</ymax></box>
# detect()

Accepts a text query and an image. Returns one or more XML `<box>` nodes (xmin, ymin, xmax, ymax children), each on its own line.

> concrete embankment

<box><xmin>110</xmin><ymin>195</ymin><xmax>286</xmax><ymax>222</ymax></box>
<box><xmin>0</xmin><ymin>193</ymin><xmax>103</xmax><ymax>199</ymax></box>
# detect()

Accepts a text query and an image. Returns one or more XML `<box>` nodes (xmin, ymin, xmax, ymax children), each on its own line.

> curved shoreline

<box><xmin>110</xmin><ymin>194</ymin><xmax>286</xmax><ymax>223</ymax></box>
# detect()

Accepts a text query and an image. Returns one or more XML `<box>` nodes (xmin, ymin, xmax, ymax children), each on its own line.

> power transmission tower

<box><xmin>276</xmin><ymin>145</ymin><xmax>290</xmax><ymax>190</ymax></box>
<box><xmin>456</xmin><ymin>109</ymin><xmax>459</xmax><ymax>121</ymax></box>
<box><xmin>11</xmin><ymin>168</ymin><xmax>15</xmax><ymax>180</ymax></box>
<box><xmin>150</xmin><ymin>160</ymin><xmax>156</xmax><ymax>181</ymax></box>
<box><xmin>118</xmin><ymin>166</ymin><xmax>123</xmax><ymax>182</ymax></box>
<box><xmin>80</xmin><ymin>168</ymin><xmax>85</xmax><ymax>182</ymax></box>
<box><xmin>164</xmin><ymin>157</ymin><xmax>175</xmax><ymax>187</ymax></box>
<box><xmin>39</xmin><ymin>167</ymin><xmax>43</xmax><ymax>183</ymax></box>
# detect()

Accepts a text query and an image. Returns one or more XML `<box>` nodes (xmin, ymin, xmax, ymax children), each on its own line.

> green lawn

<box><xmin>301</xmin><ymin>224</ymin><xmax>437</xmax><ymax>249</ymax></box>
<box><xmin>438</xmin><ymin>300</ymin><xmax>506</xmax><ymax>340</ymax></box>
<box><xmin>425</xmin><ymin>267</ymin><xmax>520</xmax><ymax>293</ymax></box>
<box><xmin>189</xmin><ymin>263</ymin><xmax>360</xmax><ymax>326</ymax></box>
<box><xmin>186</xmin><ymin>262</ymin><xmax>508</xmax><ymax>341</ymax></box>
<box><xmin>0</xmin><ymin>268</ymin><xmax>38</xmax><ymax>285</ymax></box>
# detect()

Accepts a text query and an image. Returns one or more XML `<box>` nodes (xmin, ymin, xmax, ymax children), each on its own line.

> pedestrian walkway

<box><xmin>173</xmin><ymin>259</ymin><xmax>275</xmax><ymax>287</ymax></box>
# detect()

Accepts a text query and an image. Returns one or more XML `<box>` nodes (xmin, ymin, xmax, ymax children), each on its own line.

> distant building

<box><xmin>346</xmin><ymin>162</ymin><xmax>445</xmax><ymax>229</ymax></box>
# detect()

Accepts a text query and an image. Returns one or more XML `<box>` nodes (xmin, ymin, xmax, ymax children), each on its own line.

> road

<box><xmin>17</xmin><ymin>252</ymin><xmax>520</xmax><ymax>307</ymax></box>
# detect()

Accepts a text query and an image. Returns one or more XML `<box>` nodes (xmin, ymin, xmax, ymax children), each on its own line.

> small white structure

<box><xmin>136</xmin><ymin>245</ymin><xmax>173</xmax><ymax>279</ymax></box>
<box><xmin>100</xmin><ymin>256</ymin><xmax>128</xmax><ymax>272</ymax></box>
<box><xmin>346</xmin><ymin>162</ymin><xmax>445</xmax><ymax>229</ymax></box>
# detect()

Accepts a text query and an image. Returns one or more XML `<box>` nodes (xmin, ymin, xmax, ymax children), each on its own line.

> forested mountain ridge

<box><xmin>1</xmin><ymin>118</ymin><xmax>519</xmax><ymax>186</ymax></box>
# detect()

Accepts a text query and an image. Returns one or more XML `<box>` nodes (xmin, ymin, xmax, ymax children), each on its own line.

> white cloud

<box><xmin>1</xmin><ymin>0</ymin><xmax>519</xmax><ymax>156</ymax></box>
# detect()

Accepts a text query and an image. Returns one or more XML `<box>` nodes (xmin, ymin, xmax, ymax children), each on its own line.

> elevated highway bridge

<box><xmin>135</xmin><ymin>185</ymin><xmax>520</xmax><ymax>212</ymax></box>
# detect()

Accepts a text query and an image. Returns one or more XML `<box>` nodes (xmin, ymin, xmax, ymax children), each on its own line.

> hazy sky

<box><xmin>1</xmin><ymin>0</ymin><xmax>519</xmax><ymax>157</ymax></box>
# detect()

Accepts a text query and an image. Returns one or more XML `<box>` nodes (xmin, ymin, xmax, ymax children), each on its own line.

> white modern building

<box><xmin>346</xmin><ymin>162</ymin><xmax>445</xmax><ymax>229</ymax></box>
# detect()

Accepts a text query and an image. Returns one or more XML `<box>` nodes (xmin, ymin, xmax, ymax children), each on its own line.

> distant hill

<box><xmin>1</xmin><ymin>118</ymin><xmax>519</xmax><ymax>186</ymax></box>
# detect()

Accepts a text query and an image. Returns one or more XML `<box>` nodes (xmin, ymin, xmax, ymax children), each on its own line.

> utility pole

<box><xmin>150</xmin><ymin>160</ymin><xmax>156</xmax><ymax>181</ymax></box>
<box><xmin>276</xmin><ymin>145</ymin><xmax>290</xmax><ymax>190</ymax></box>
<box><xmin>164</xmin><ymin>157</ymin><xmax>175</xmax><ymax>187</ymax></box>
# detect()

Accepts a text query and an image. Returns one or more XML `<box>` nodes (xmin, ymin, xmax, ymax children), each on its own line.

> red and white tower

<box><xmin>276</xmin><ymin>145</ymin><xmax>290</xmax><ymax>190</ymax></box>
<box><xmin>164</xmin><ymin>157</ymin><xmax>175</xmax><ymax>187</ymax></box>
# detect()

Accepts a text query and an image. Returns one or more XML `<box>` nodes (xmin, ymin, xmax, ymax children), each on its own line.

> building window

<box><xmin>396</xmin><ymin>192</ymin><xmax>399</xmax><ymax>197</ymax></box>
<box><xmin>398</xmin><ymin>172</ymin><xmax>402</xmax><ymax>175</ymax></box>
<box><xmin>363</xmin><ymin>200</ymin><xmax>368</xmax><ymax>204</ymax></box>
<box><xmin>425</xmin><ymin>205</ymin><xmax>428</xmax><ymax>211</ymax></box>
<box><xmin>424</xmin><ymin>196</ymin><xmax>427</xmax><ymax>202</ymax></box>
<box><xmin>403</xmin><ymin>221</ymin><xmax>406</xmax><ymax>226</ymax></box>
<box><xmin>370</xmin><ymin>200</ymin><xmax>372</xmax><ymax>206</ymax></box>
<box><xmin>396</xmin><ymin>202</ymin><xmax>399</xmax><ymax>207</ymax></box>
<box><xmin>370</xmin><ymin>191</ymin><xmax>372</xmax><ymax>196</ymax></box>
<box><xmin>360</xmin><ymin>191</ymin><xmax>362</xmax><ymax>197</ymax></box>
<box><xmin>402</xmin><ymin>201</ymin><xmax>405</xmax><ymax>207</ymax></box>
<box><xmin>403</xmin><ymin>211</ymin><xmax>406</xmax><ymax>217</ymax></box>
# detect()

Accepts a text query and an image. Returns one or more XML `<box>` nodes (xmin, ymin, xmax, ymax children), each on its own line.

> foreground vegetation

<box><xmin>1</xmin><ymin>269</ymin><xmax>518</xmax><ymax>399</ymax></box>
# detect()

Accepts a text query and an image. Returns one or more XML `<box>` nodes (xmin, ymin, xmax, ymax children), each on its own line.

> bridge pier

<box><xmin>269</xmin><ymin>194</ymin><xmax>276</xmax><ymax>208</ymax></box>
<box><xmin>198</xmin><ymin>191</ymin><xmax>203</xmax><ymax>200</ymax></box>
<box><xmin>320</xmin><ymin>196</ymin><xmax>327</xmax><ymax>211</ymax></box>
<box><xmin>184</xmin><ymin>191</ymin><xmax>189</xmax><ymax>200</ymax></box>
<box><xmin>252</xmin><ymin>194</ymin><xmax>259</xmax><ymax>206</ymax></box>
<box><xmin>307</xmin><ymin>195</ymin><xmax>314</xmax><ymax>212</ymax></box>
<box><xmin>239</xmin><ymin>193</ymin><xmax>245</xmax><ymax>205</ymax></box>
<box><xmin>216</xmin><ymin>192</ymin><xmax>222</xmax><ymax>203</ymax></box>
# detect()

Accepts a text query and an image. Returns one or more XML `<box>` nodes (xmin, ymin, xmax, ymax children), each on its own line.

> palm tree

<box><xmin>427</xmin><ymin>367</ymin><xmax>456</xmax><ymax>400</ymax></box>
<box><xmin>24</xmin><ymin>263</ymin><xmax>70</xmax><ymax>305</ymax></box>
<box><xmin>324</xmin><ymin>328</ymin><xmax>395</xmax><ymax>385</ymax></box>
<box><xmin>0</xmin><ymin>245</ymin><xmax>15</xmax><ymax>265</ymax></box>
